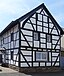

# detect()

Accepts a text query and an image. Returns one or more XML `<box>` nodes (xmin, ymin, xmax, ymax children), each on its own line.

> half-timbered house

<box><xmin>0</xmin><ymin>3</ymin><xmax>63</xmax><ymax>72</ymax></box>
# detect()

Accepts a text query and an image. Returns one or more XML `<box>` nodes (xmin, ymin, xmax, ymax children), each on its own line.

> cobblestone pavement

<box><xmin>0</xmin><ymin>66</ymin><xmax>64</xmax><ymax>76</ymax></box>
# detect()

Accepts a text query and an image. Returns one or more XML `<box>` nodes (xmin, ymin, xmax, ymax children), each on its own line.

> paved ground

<box><xmin>0</xmin><ymin>66</ymin><xmax>64</xmax><ymax>76</ymax></box>
<box><xmin>0</xmin><ymin>66</ymin><xmax>18</xmax><ymax>73</ymax></box>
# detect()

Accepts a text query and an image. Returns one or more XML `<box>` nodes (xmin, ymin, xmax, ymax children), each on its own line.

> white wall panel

<box><xmin>37</xmin><ymin>26</ymin><xmax>42</xmax><ymax>32</ymax></box>
<box><xmin>43</xmin><ymin>27</ymin><xmax>48</xmax><ymax>33</ymax></box>
<box><xmin>43</xmin><ymin>16</ymin><xmax>47</xmax><ymax>22</ymax></box>
<box><xmin>40</xmin><ymin>38</ymin><xmax>46</xmax><ymax>43</ymax></box>
<box><xmin>47</xmin><ymin>43</ymin><xmax>51</xmax><ymax>48</ymax></box>
<box><xmin>33</xmin><ymin>62</ymin><xmax>39</xmax><ymax>66</ymax></box>
<box><xmin>49</xmin><ymin>23</ymin><xmax>54</xmax><ymax>28</ymax></box>
<box><xmin>52</xmin><ymin>36</ymin><xmax>59</xmax><ymax>40</ymax></box>
<box><xmin>21</xmin><ymin>55</ymin><xmax>25</xmax><ymax>61</ymax></box>
<box><xmin>21</xmin><ymin>63</ymin><xmax>29</xmax><ymax>67</ymax></box>
<box><xmin>30</xmin><ymin>18</ymin><xmax>36</xmax><ymax>24</ymax></box>
<box><xmin>16</xmin><ymin>62</ymin><xmax>18</xmax><ymax>66</ymax></box>
<box><xmin>25</xmin><ymin>36</ymin><xmax>32</xmax><ymax>41</ymax></box>
<box><xmin>52</xmin><ymin>53</ymin><xmax>59</xmax><ymax>56</ymax></box>
<box><xmin>25</xmin><ymin>57</ymin><xmax>32</xmax><ymax>61</ymax></box>
<box><xmin>37</xmin><ymin>21</ymin><xmax>42</xmax><ymax>26</ymax></box>
<box><xmin>43</xmin><ymin>23</ymin><xmax>48</xmax><ymax>27</ymax></box>
<box><xmin>21</xmin><ymin>50</ymin><xmax>31</xmax><ymax>55</ymax></box>
<box><xmin>14</xmin><ymin>40</ymin><xmax>19</xmax><ymax>47</ymax></box>
<box><xmin>11</xmin><ymin>42</ymin><xmax>13</xmax><ymax>48</ymax></box>
<box><xmin>46</xmin><ymin>63</ymin><xmax>51</xmax><ymax>66</ymax></box>
<box><xmin>29</xmin><ymin>42</ymin><xmax>32</xmax><ymax>47</ymax></box>
<box><xmin>52</xmin><ymin>57</ymin><xmax>56</xmax><ymax>61</ymax></box>
<box><xmin>38</xmin><ymin>14</ymin><xmax>42</xmax><ymax>21</ymax></box>
<box><xmin>36</xmin><ymin>9</ymin><xmax>42</xmax><ymax>13</ymax></box>
<box><xmin>55</xmin><ymin>63</ymin><xmax>59</xmax><ymax>66</ymax></box>
<box><xmin>33</xmin><ymin>51</ymin><xmax>35</xmax><ymax>61</ymax></box>
<box><xmin>56</xmin><ymin>45</ymin><xmax>60</xmax><ymax>49</ymax></box>
<box><xmin>32</xmin><ymin>14</ymin><xmax>36</xmax><ymax>18</ymax></box>
<box><xmin>33</xmin><ymin>24</ymin><xmax>36</xmax><ymax>30</ymax></box>
<box><xmin>34</xmin><ymin>41</ymin><xmax>39</xmax><ymax>47</ymax></box>
<box><xmin>41</xmin><ymin>44</ymin><xmax>46</xmax><ymax>48</ymax></box>
<box><xmin>40</xmin><ymin>62</ymin><xmax>45</xmax><ymax>66</ymax></box>
<box><xmin>52</xmin><ymin>40</ymin><xmax>57</xmax><ymax>44</ymax></box>
<box><xmin>40</xmin><ymin>33</ymin><xmax>46</xmax><ymax>38</ymax></box>
<box><xmin>21</xmin><ymin>30</ymin><xmax>32</xmax><ymax>36</ymax></box>
<box><xmin>14</xmin><ymin>49</ymin><xmax>18</xmax><ymax>54</ymax></box>
<box><xmin>52</xmin><ymin>30</ymin><xmax>58</xmax><ymax>35</ymax></box>
<box><xmin>24</xmin><ymin>23</ymin><xmax>33</xmax><ymax>30</ymax></box>
<box><xmin>9</xmin><ymin>55</ymin><xmax>11</xmax><ymax>59</ymax></box>
<box><xmin>11</xmin><ymin>60</ymin><xmax>14</xmax><ymax>64</ymax></box>
<box><xmin>49</xmin><ymin>52</ymin><xmax>51</xmax><ymax>61</ymax></box>
<box><xmin>21</xmin><ymin>41</ymin><xmax>28</xmax><ymax>46</ymax></box>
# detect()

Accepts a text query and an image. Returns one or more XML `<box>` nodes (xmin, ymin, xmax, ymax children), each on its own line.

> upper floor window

<box><xmin>11</xmin><ymin>33</ymin><xmax>14</xmax><ymax>41</ymax></box>
<box><xmin>34</xmin><ymin>32</ymin><xmax>40</xmax><ymax>41</ymax></box>
<box><xmin>47</xmin><ymin>34</ymin><xmax>52</xmax><ymax>43</ymax></box>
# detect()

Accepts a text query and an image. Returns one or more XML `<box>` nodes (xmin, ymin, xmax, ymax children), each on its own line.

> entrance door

<box><xmin>0</xmin><ymin>54</ymin><xmax>2</xmax><ymax>63</ymax></box>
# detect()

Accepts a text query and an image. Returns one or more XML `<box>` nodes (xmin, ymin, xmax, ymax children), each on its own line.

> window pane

<box><xmin>42</xmin><ymin>53</ymin><xmax>46</xmax><ymax>59</ymax></box>
<box><xmin>11</xmin><ymin>33</ymin><xmax>14</xmax><ymax>41</ymax></box>
<box><xmin>36</xmin><ymin>52</ymin><xmax>41</xmax><ymax>60</ymax></box>
<box><xmin>34</xmin><ymin>32</ymin><xmax>38</xmax><ymax>40</ymax></box>
<box><xmin>47</xmin><ymin>35</ymin><xmax>51</xmax><ymax>43</ymax></box>
<box><xmin>34</xmin><ymin>32</ymin><xmax>40</xmax><ymax>41</ymax></box>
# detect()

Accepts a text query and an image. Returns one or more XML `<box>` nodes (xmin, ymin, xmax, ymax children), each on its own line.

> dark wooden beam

<box><xmin>20</xmin><ymin>51</ymin><xmax>30</xmax><ymax>67</ymax></box>
<box><xmin>54</xmin><ymin>36</ymin><xmax>61</xmax><ymax>49</ymax></box>
<box><xmin>40</xmin><ymin>8</ymin><xmax>43</xmax><ymax>14</ymax></box>
<box><xmin>18</xmin><ymin>22</ymin><xmax>21</xmax><ymax>68</ymax></box>
<box><xmin>53</xmin><ymin>54</ymin><xmax>60</xmax><ymax>66</ymax></box>
<box><xmin>48</xmin><ymin>16</ymin><xmax>49</xmax><ymax>34</ymax></box>
<box><xmin>29</xmin><ymin>19</ymin><xmax>35</xmax><ymax>30</ymax></box>
<box><xmin>21</xmin><ymin>30</ymin><xmax>31</xmax><ymax>47</ymax></box>
<box><xmin>50</xmin><ymin>25</ymin><xmax>55</xmax><ymax>34</ymax></box>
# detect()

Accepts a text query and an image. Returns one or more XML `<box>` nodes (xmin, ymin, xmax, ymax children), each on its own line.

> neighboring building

<box><xmin>0</xmin><ymin>3</ymin><xmax>63</xmax><ymax>72</ymax></box>
<box><xmin>61</xmin><ymin>29</ymin><xmax>64</xmax><ymax>51</ymax></box>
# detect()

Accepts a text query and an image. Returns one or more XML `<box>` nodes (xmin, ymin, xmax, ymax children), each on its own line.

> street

<box><xmin>0</xmin><ymin>71</ymin><xmax>64</xmax><ymax>76</ymax></box>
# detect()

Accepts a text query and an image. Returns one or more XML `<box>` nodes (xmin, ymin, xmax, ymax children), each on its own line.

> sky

<box><xmin>0</xmin><ymin>0</ymin><xmax>64</xmax><ymax>32</ymax></box>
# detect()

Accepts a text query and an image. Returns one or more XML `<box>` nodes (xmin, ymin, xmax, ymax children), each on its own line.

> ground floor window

<box><xmin>11</xmin><ymin>51</ymin><xmax>13</xmax><ymax>60</ymax></box>
<box><xmin>36</xmin><ymin>52</ymin><xmax>47</xmax><ymax>61</ymax></box>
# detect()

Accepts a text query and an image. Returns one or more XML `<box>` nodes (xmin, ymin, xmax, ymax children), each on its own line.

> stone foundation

<box><xmin>2</xmin><ymin>64</ymin><xmax>61</xmax><ymax>73</ymax></box>
<box><xmin>19</xmin><ymin>67</ymin><xmax>61</xmax><ymax>73</ymax></box>
<box><xmin>9</xmin><ymin>64</ymin><xmax>19</xmax><ymax>71</ymax></box>
<box><xmin>2</xmin><ymin>63</ymin><xmax>9</xmax><ymax>67</ymax></box>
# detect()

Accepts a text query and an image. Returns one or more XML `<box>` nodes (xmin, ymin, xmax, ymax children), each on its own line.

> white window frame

<box><xmin>36</xmin><ymin>52</ymin><xmax>47</xmax><ymax>61</ymax></box>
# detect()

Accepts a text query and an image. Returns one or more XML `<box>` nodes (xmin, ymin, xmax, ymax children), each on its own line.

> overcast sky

<box><xmin>0</xmin><ymin>0</ymin><xmax>64</xmax><ymax>32</ymax></box>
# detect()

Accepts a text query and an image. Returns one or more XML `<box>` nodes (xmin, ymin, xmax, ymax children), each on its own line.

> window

<box><xmin>11</xmin><ymin>51</ymin><xmax>13</xmax><ymax>60</ymax></box>
<box><xmin>36</xmin><ymin>52</ymin><xmax>47</xmax><ymax>61</ymax></box>
<box><xmin>47</xmin><ymin>35</ymin><xmax>51</xmax><ymax>43</ymax></box>
<box><xmin>11</xmin><ymin>33</ymin><xmax>14</xmax><ymax>41</ymax></box>
<box><xmin>3</xmin><ymin>38</ymin><xmax>4</xmax><ymax>44</ymax></box>
<box><xmin>34</xmin><ymin>32</ymin><xmax>40</xmax><ymax>41</ymax></box>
